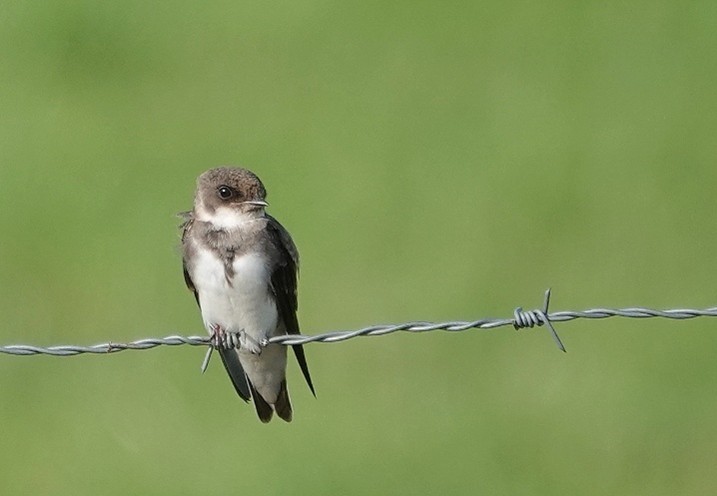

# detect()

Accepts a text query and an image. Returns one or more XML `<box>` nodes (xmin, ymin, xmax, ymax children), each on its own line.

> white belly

<box><xmin>192</xmin><ymin>246</ymin><xmax>278</xmax><ymax>341</ymax></box>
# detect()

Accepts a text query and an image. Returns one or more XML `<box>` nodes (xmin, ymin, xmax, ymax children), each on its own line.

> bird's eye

<box><xmin>217</xmin><ymin>186</ymin><xmax>234</xmax><ymax>200</ymax></box>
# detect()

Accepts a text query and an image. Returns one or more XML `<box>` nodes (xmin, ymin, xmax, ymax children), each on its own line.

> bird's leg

<box><xmin>209</xmin><ymin>323</ymin><xmax>227</xmax><ymax>349</ymax></box>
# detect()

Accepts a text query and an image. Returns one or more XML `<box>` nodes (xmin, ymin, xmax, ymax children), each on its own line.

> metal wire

<box><xmin>1</xmin><ymin>289</ymin><xmax>716</xmax><ymax>357</ymax></box>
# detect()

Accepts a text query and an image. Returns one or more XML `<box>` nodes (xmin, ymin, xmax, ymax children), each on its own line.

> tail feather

<box><xmin>248</xmin><ymin>380</ymin><xmax>274</xmax><ymax>423</ymax></box>
<box><xmin>274</xmin><ymin>379</ymin><xmax>293</xmax><ymax>422</ymax></box>
<box><xmin>291</xmin><ymin>345</ymin><xmax>316</xmax><ymax>397</ymax></box>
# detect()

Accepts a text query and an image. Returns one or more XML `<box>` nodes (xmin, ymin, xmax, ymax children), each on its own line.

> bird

<box><xmin>180</xmin><ymin>166</ymin><xmax>314</xmax><ymax>422</ymax></box>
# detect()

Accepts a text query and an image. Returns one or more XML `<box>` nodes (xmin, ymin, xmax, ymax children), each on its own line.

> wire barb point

<box><xmin>200</xmin><ymin>347</ymin><xmax>213</xmax><ymax>374</ymax></box>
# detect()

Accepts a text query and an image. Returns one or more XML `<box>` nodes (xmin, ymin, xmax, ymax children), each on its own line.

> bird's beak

<box><xmin>245</xmin><ymin>200</ymin><xmax>269</xmax><ymax>207</ymax></box>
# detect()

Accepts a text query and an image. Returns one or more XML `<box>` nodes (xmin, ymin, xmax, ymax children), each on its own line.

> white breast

<box><xmin>191</xmin><ymin>244</ymin><xmax>278</xmax><ymax>341</ymax></box>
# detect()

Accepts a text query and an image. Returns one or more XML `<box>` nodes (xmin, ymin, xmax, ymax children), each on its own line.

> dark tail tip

<box><xmin>274</xmin><ymin>380</ymin><xmax>293</xmax><ymax>422</ymax></box>
<box><xmin>249</xmin><ymin>381</ymin><xmax>274</xmax><ymax>423</ymax></box>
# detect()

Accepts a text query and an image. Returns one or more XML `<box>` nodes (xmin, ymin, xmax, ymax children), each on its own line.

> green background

<box><xmin>1</xmin><ymin>1</ymin><xmax>716</xmax><ymax>494</ymax></box>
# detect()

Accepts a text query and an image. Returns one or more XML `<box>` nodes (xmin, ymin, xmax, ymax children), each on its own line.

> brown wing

<box><xmin>180</xmin><ymin>212</ymin><xmax>251</xmax><ymax>402</ymax></box>
<box><xmin>267</xmin><ymin>215</ymin><xmax>315</xmax><ymax>396</ymax></box>
<box><xmin>180</xmin><ymin>212</ymin><xmax>200</xmax><ymax>304</ymax></box>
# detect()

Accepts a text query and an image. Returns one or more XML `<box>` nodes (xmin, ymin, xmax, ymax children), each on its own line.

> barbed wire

<box><xmin>1</xmin><ymin>289</ymin><xmax>716</xmax><ymax>358</ymax></box>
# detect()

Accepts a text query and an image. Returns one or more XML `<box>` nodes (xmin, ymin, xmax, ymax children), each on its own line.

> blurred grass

<box><xmin>1</xmin><ymin>1</ymin><xmax>717</xmax><ymax>494</ymax></box>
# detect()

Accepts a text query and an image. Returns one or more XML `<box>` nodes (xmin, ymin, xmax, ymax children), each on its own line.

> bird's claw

<box><xmin>239</xmin><ymin>332</ymin><xmax>263</xmax><ymax>355</ymax></box>
<box><xmin>210</xmin><ymin>324</ymin><xmax>238</xmax><ymax>350</ymax></box>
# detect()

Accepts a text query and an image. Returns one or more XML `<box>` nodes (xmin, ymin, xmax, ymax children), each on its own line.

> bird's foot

<box><xmin>210</xmin><ymin>324</ymin><xmax>264</xmax><ymax>354</ymax></box>
<box><xmin>209</xmin><ymin>324</ymin><xmax>240</xmax><ymax>350</ymax></box>
<box><xmin>239</xmin><ymin>331</ymin><xmax>264</xmax><ymax>355</ymax></box>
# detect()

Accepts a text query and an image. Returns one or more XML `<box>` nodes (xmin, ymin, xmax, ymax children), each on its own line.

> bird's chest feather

<box><xmin>192</xmin><ymin>244</ymin><xmax>278</xmax><ymax>336</ymax></box>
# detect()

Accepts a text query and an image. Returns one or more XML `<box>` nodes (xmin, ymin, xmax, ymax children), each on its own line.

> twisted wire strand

<box><xmin>2</xmin><ymin>289</ymin><xmax>716</xmax><ymax>357</ymax></box>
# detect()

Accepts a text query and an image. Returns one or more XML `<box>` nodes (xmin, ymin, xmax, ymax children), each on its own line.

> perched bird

<box><xmin>181</xmin><ymin>167</ymin><xmax>314</xmax><ymax>422</ymax></box>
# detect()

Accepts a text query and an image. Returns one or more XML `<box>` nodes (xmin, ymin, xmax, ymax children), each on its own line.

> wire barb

<box><xmin>512</xmin><ymin>288</ymin><xmax>566</xmax><ymax>352</ymax></box>
<box><xmin>2</xmin><ymin>289</ymin><xmax>717</xmax><ymax>358</ymax></box>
